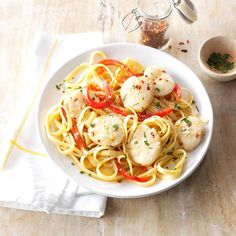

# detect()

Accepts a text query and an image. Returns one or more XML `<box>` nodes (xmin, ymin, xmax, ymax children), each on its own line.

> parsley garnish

<box><xmin>124</xmin><ymin>154</ymin><xmax>127</xmax><ymax>160</ymax></box>
<box><xmin>207</xmin><ymin>52</ymin><xmax>234</xmax><ymax>73</ymax></box>
<box><xmin>122</xmin><ymin>94</ymin><xmax>127</xmax><ymax>101</ymax></box>
<box><xmin>112</xmin><ymin>124</ymin><xmax>119</xmax><ymax>131</ymax></box>
<box><xmin>143</xmin><ymin>132</ymin><xmax>149</xmax><ymax>146</ymax></box>
<box><xmin>155</xmin><ymin>102</ymin><xmax>161</xmax><ymax>109</ymax></box>
<box><xmin>182</xmin><ymin>117</ymin><xmax>192</xmax><ymax>127</ymax></box>
<box><xmin>134</xmin><ymin>141</ymin><xmax>138</xmax><ymax>145</ymax></box>
<box><xmin>144</xmin><ymin>141</ymin><xmax>150</xmax><ymax>146</ymax></box>
<box><xmin>71</xmin><ymin>162</ymin><xmax>75</xmax><ymax>166</ymax></box>
<box><xmin>90</xmin><ymin>123</ymin><xmax>95</xmax><ymax>128</ymax></box>
<box><xmin>56</xmin><ymin>85</ymin><xmax>60</xmax><ymax>90</ymax></box>
<box><xmin>174</xmin><ymin>104</ymin><xmax>181</xmax><ymax>110</ymax></box>
<box><xmin>166</xmin><ymin>138</ymin><xmax>170</xmax><ymax>145</ymax></box>
<box><xmin>80</xmin><ymin>171</ymin><xmax>85</xmax><ymax>174</ymax></box>
<box><xmin>155</xmin><ymin>88</ymin><xmax>160</xmax><ymax>92</ymax></box>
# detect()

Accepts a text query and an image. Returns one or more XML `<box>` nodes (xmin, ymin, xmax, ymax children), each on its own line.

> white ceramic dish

<box><xmin>198</xmin><ymin>36</ymin><xmax>236</xmax><ymax>82</ymax></box>
<box><xmin>38</xmin><ymin>43</ymin><xmax>213</xmax><ymax>198</ymax></box>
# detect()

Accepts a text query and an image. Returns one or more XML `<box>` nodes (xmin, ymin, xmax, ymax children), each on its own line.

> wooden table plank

<box><xmin>0</xmin><ymin>0</ymin><xmax>236</xmax><ymax>235</ymax></box>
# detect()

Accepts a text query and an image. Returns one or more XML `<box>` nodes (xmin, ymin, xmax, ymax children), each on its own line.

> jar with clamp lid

<box><xmin>122</xmin><ymin>0</ymin><xmax>198</xmax><ymax>49</ymax></box>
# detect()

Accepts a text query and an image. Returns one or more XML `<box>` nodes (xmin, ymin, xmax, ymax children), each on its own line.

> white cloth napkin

<box><xmin>0</xmin><ymin>31</ymin><xmax>107</xmax><ymax>218</ymax></box>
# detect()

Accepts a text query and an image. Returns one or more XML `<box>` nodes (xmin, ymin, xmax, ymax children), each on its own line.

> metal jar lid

<box><xmin>171</xmin><ymin>0</ymin><xmax>198</xmax><ymax>23</ymax></box>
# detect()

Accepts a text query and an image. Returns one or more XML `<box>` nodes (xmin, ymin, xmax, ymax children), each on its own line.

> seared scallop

<box><xmin>154</xmin><ymin>72</ymin><xmax>175</xmax><ymax>97</ymax></box>
<box><xmin>127</xmin><ymin>125</ymin><xmax>161</xmax><ymax>166</ymax></box>
<box><xmin>175</xmin><ymin>116</ymin><xmax>205</xmax><ymax>151</ymax></box>
<box><xmin>63</xmin><ymin>89</ymin><xmax>86</xmax><ymax>117</ymax></box>
<box><xmin>120</xmin><ymin>76</ymin><xmax>154</xmax><ymax>112</ymax></box>
<box><xmin>88</xmin><ymin>115</ymin><xmax>125</xmax><ymax>146</ymax></box>
<box><xmin>144</xmin><ymin>66</ymin><xmax>163</xmax><ymax>79</ymax></box>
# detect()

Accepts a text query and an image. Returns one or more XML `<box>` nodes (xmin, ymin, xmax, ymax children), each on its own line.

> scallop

<box><xmin>120</xmin><ymin>76</ymin><xmax>154</xmax><ymax>112</ymax></box>
<box><xmin>154</xmin><ymin>72</ymin><xmax>175</xmax><ymax>97</ymax></box>
<box><xmin>127</xmin><ymin>125</ymin><xmax>161</xmax><ymax>166</ymax></box>
<box><xmin>63</xmin><ymin>89</ymin><xmax>86</xmax><ymax>117</ymax></box>
<box><xmin>144</xmin><ymin>66</ymin><xmax>163</xmax><ymax>79</ymax></box>
<box><xmin>175</xmin><ymin>116</ymin><xmax>205</xmax><ymax>151</ymax></box>
<box><xmin>88</xmin><ymin>115</ymin><xmax>125</xmax><ymax>146</ymax></box>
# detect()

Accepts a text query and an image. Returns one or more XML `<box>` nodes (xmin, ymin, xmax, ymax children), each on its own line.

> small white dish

<box><xmin>38</xmin><ymin>43</ymin><xmax>213</xmax><ymax>198</ymax></box>
<box><xmin>198</xmin><ymin>36</ymin><xmax>236</xmax><ymax>82</ymax></box>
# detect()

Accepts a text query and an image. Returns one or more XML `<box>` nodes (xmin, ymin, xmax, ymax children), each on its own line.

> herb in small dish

<box><xmin>207</xmin><ymin>52</ymin><xmax>234</xmax><ymax>73</ymax></box>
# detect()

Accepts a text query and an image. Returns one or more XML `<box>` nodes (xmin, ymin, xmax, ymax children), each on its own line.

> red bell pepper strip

<box><xmin>70</xmin><ymin>123</ymin><xmax>84</xmax><ymax>150</ymax></box>
<box><xmin>138</xmin><ymin>108</ymin><xmax>173</xmax><ymax>122</ymax></box>
<box><xmin>173</xmin><ymin>84</ymin><xmax>181</xmax><ymax>100</ymax></box>
<box><xmin>61</xmin><ymin>107</ymin><xmax>84</xmax><ymax>150</ymax></box>
<box><xmin>114</xmin><ymin>159</ymin><xmax>150</xmax><ymax>183</ymax></box>
<box><xmin>85</xmin><ymin>82</ymin><xmax>113</xmax><ymax>109</ymax></box>
<box><xmin>109</xmin><ymin>104</ymin><xmax>128</xmax><ymax>117</ymax></box>
<box><xmin>96</xmin><ymin>59</ymin><xmax>134</xmax><ymax>76</ymax></box>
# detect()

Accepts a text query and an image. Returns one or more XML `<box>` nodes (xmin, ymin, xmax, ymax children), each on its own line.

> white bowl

<box><xmin>198</xmin><ymin>36</ymin><xmax>236</xmax><ymax>82</ymax></box>
<box><xmin>38</xmin><ymin>43</ymin><xmax>213</xmax><ymax>198</ymax></box>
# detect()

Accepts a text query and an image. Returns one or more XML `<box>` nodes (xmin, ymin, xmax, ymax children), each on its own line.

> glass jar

<box><xmin>122</xmin><ymin>0</ymin><xmax>197</xmax><ymax>49</ymax></box>
<box><xmin>138</xmin><ymin>0</ymin><xmax>173</xmax><ymax>49</ymax></box>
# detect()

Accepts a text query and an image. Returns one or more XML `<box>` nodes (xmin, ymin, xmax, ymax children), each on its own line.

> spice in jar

<box><xmin>140</xmin><ymin>20</ymin><xmax>169</xmax><ymax>49</ymax></box>
<box><xmin>207</xmin><ymin>52</ymin><xmax>235</xmax><ymax>73</ymax></box>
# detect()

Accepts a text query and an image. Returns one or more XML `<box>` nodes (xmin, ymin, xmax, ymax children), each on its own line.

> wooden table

<box><xmin>0</xmin><ymin>0</ymin><xmax>236</xmax><ymax>235</ymax></box>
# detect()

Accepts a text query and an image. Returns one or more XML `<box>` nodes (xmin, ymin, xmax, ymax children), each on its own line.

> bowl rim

<box><xmin>37</xmin><ymin>42</ymin><xmax>214</xmax><ymax>198</ymax></box>
<box><xmin>198</xmin><ymin>35</ymin><xmax>236</xmax><ymax>78</ymax></box>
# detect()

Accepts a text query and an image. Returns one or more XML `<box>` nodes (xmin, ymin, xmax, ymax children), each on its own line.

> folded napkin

<box><xmin>0</xmin><ymin>31</ymin><xmax>107</xmax><ymax>218</ymax></box>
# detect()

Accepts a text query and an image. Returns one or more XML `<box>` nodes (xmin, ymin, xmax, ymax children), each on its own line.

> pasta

<box><xmin>46</xmin><ymin>51</ymin><xmax>205</xmax><ymax>186</ymax></box>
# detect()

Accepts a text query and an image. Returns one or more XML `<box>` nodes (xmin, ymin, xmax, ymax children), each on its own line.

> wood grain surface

<box><xmin>0</xmin><ymin>0</ymin><xmax>236</xmax><ymax>235</ymax></box>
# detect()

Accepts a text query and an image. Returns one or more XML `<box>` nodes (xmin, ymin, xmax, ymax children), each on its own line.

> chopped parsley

<box><xmin>71</xmin><ymin>162</ymin><xmax>75</xmax><ymax>166</ymax></box>
<box><xmin>124</xmin><ymin>154</ymin><xmax>127</xmax><ymax>160</ymax></box>
<box><xmin>182</xmin><ymin>117</ymin><xmax>192</xmax><ymax>127</ymax></box>
<box><xmin>122</xmin><ymin>94</ymin><xmax>127</xmax><ymax>101</ymax></box>
<box><xmin>155</xmin><ymin>87</ymin><xmax>160</xmax><ymax>92</ymax></box>
<box><xmin>56</xmin><ymin>85</ymin><xmax>60</xmax><ymax>90</ymax></box>
<box><xmin>89</xmin><ymin>173</ymin><xmax>91</xmax><ymax>176</ymax></box>
<box><xmin>155</xmin><ymin>102</ymin><xmax>161</xmax><ymax>109</ymax></box>
<box><xmin>143</xmin><ymin>132</ymin><xmax>149</xmax><ymax>146</ymax></box>
<box><xmin>112</xmin><ymin>124</ymin><xmax>119</xmax><ymax>131</ymax></box>
<box><xmin>144</xmin><ymin>140</ymin><xmax>150</xmax><ymax>146</ymax></box>
<box><xmin>166</xmin><ymin>138</ymin><xmax>170</xmax><ymax>145</ymax></box>
<box><xmin>134</xmin><ymin>141</ymin><xmax>138</xmax><ymax>145</ymax></box>
<box><xmin>90</xmin><ymin>123</ymin><xmax>95</xmax><ymax>128</ymax></box>
<box><xmin>207</xmin><ymin>52</ymin><xmax>234</xmax><ymax>73</ymax></box>
<box><xmin>80</xmin><ymin>171</ymin><xmax>85</xmax><ymax>174</ymax></box>
<box><xmin>174</xmin><ymin>104</ymin><xmax>181</xmax><ymax>110</ymax></box>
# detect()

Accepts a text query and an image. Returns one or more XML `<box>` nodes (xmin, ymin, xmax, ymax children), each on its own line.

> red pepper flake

<box><xmin>162</xmin><ymin>70</ymin><xmax>166</xmax><ymax>73</ymax></box>
<box><xmin>179</xmin><ymin>42</ymin><xmax>185</xmax><ymax>45</ymax></box>
<box><xmin>181</xmin><ymin>49</ymin><xmax>188</xmax><ymax>53</ymax></box>
<box><xmin>98</xmin><ymin>139</ymin><xmax>101</xmax><ymax>143</ymax></box>
<box><xmin>168</xmin><ymin>45</ymin><xmax>172</xmax><ymax>50</ymax></box>
<box><xmin>141</xmin><ymin>80</ymin><xmax>144</xmax><ymax>84</ymax></box>
<box><xmin>135</xmin><ymin>85</ymin><xmax>141</xmax><ymax>90</ymax></box>
<box><xmin>151</xmin><ymin>132</ymin><xmax>155</xmax><ymax>138</ymax></box>
<box><xmin>147</xmin><ymin>85</ymin><xmax>150</xmax><ymax>90</ymax></box>
<box><xmin>159</xmin><ymin>78</ymin><xmax>162</xmax><ymax>81</ymax></box>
